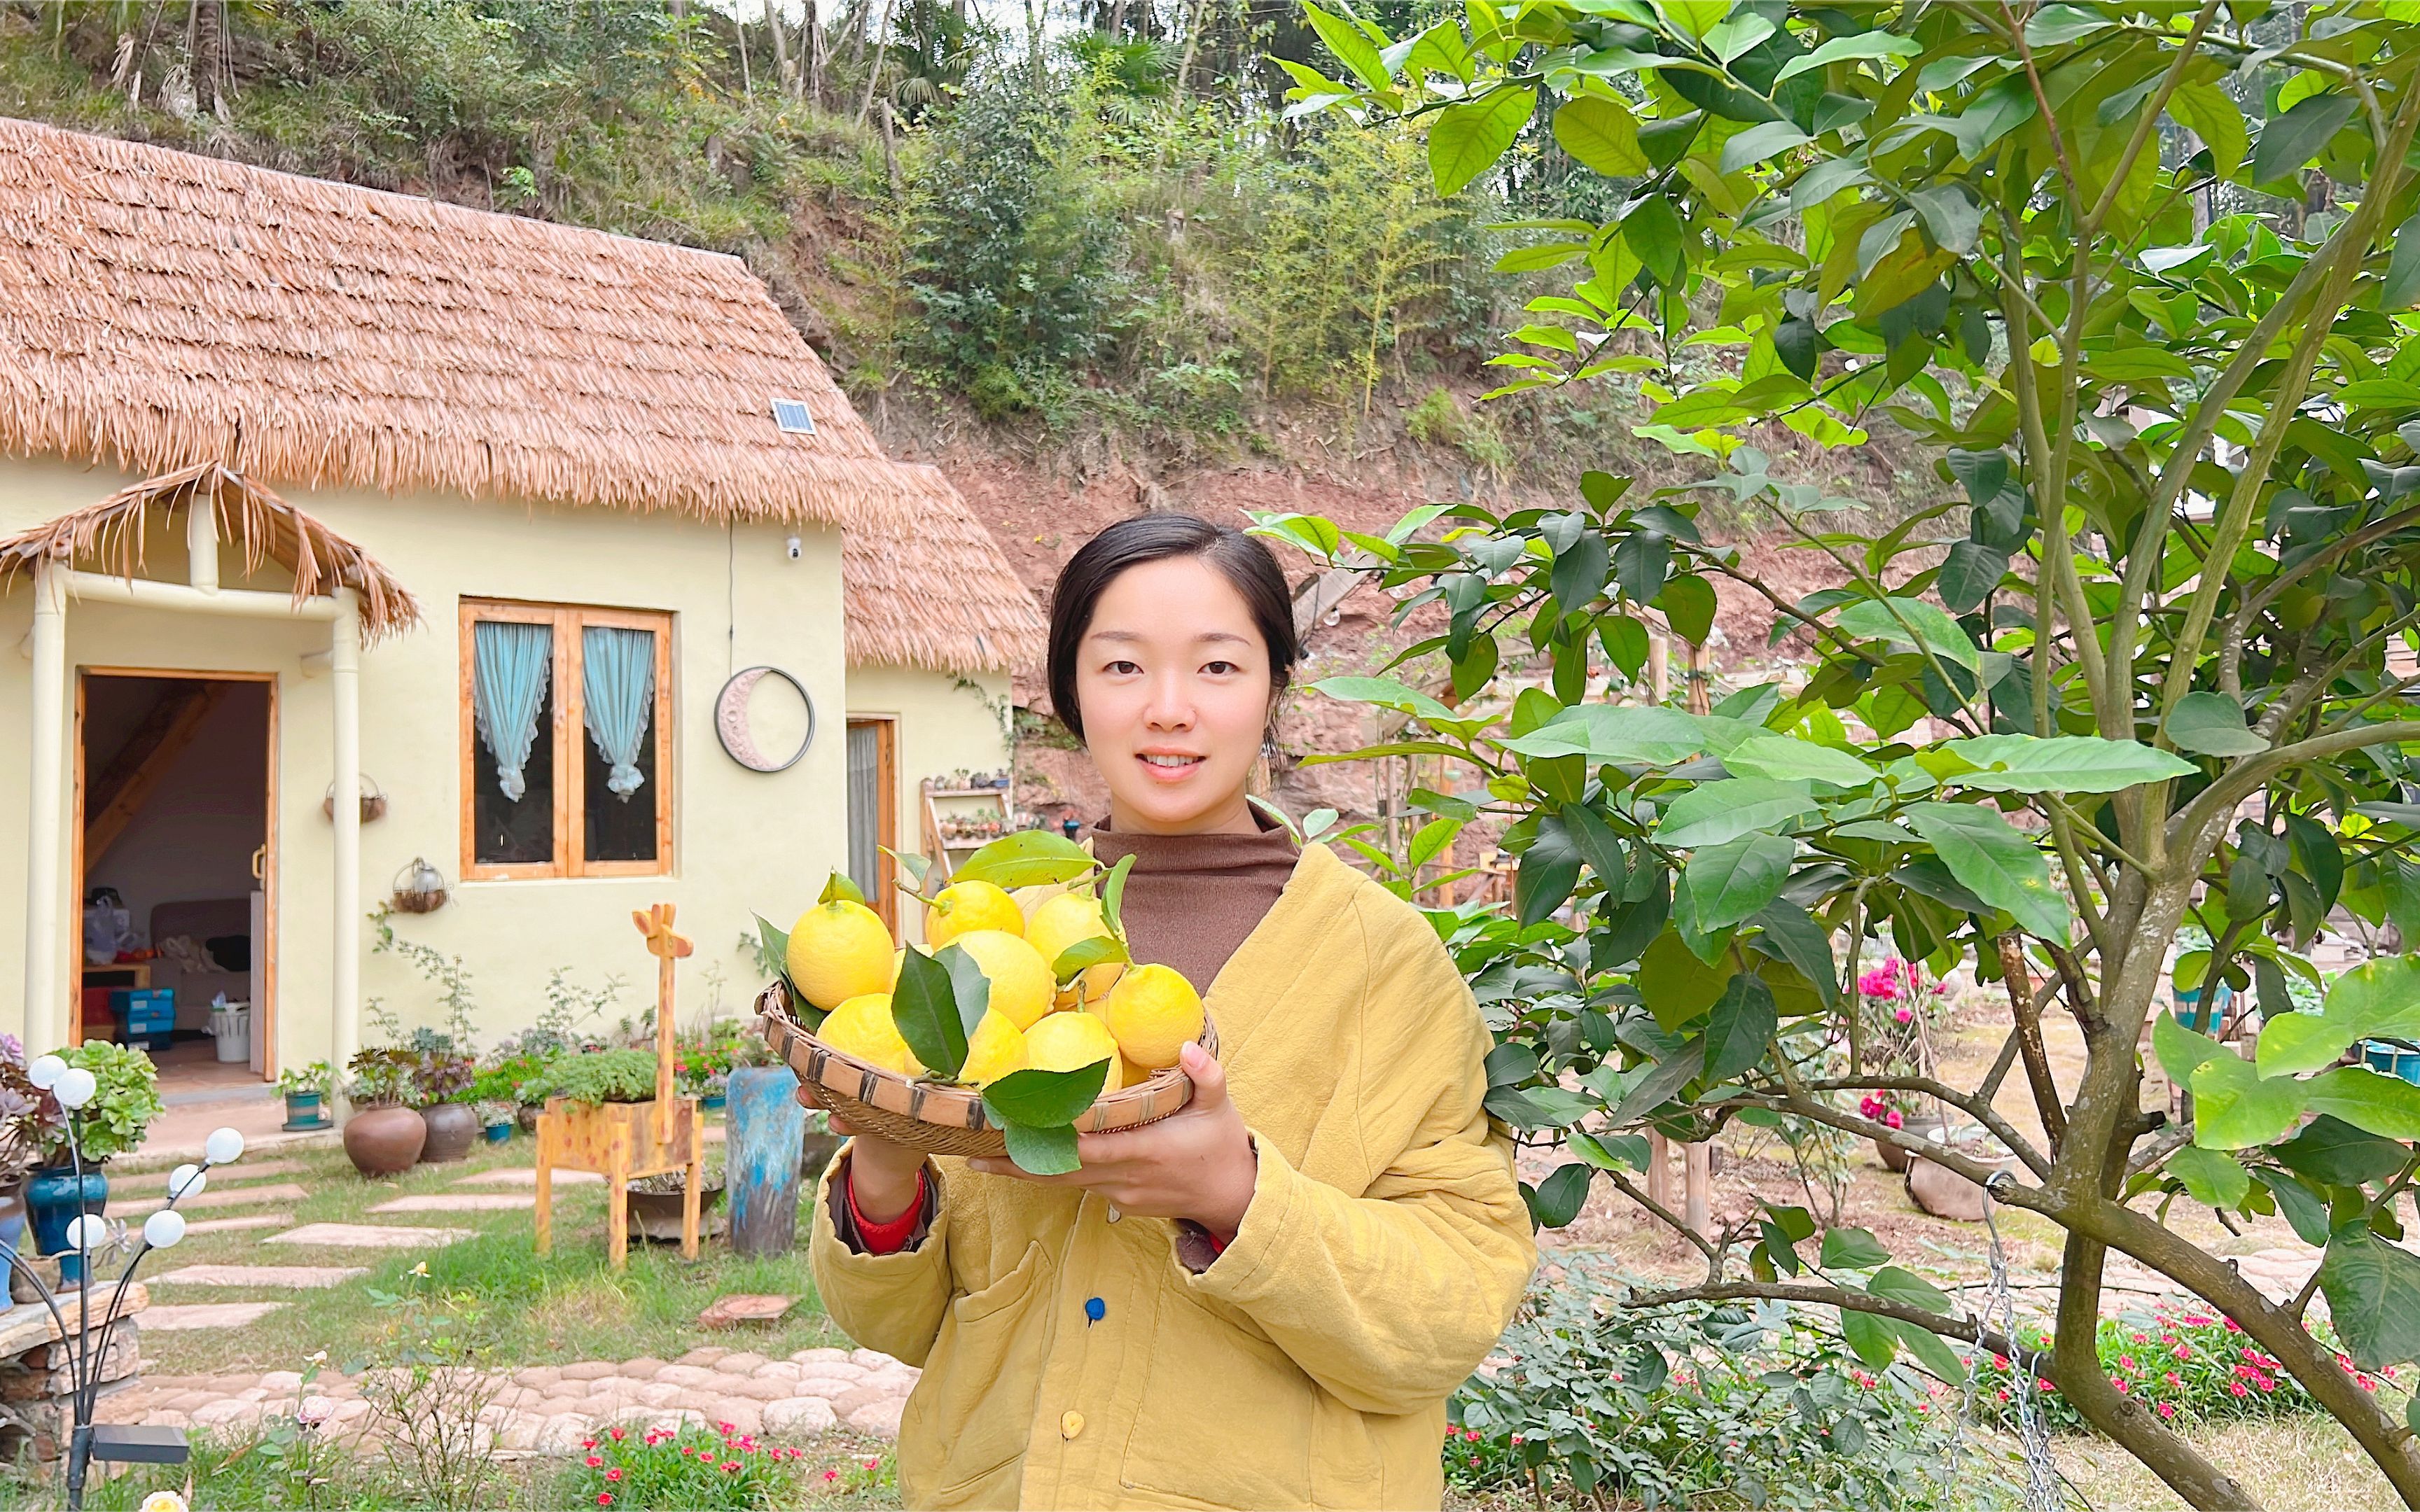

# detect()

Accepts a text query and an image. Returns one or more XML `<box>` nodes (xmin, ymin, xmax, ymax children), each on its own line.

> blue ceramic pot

<box><xmin>483</xmin><ymin>1122</ymin><xmax>513</xmax><ymax>1144</ymax></box>
<box><xmin>27</xmin><ymin>1164</ymin><xmax>106</xmax><ymax>1257</ymax></box>
<box><xmin>0</xmin><ymin>1179</ymin><xmax>27</xmax><ymax>1257</ymax></box>
<box><xmin>701</xmin><ymin>1092</ymin><xmax>728</xmax><ymax>1112</ymax></box>
<box><xmin>283</xmin><ymin>1092</ymin><xmax>329</xmax><ymax>1132</ymax></box>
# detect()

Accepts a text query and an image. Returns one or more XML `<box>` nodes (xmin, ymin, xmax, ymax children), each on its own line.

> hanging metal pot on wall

<box><xmin>391</xmin><ymin>857</ymin><xmax>447</xmax><ymax>915</ymax></box>
<box><xmin>323</xmin><ymin>775</ymin><xmax>388</xmax><ymax>824</ymax></box>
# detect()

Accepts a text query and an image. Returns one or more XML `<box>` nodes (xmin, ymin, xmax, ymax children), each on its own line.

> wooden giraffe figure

<box><xmin>533</xmin><ymin>904</ymin><xmax>703</xmax><ymax>1270</ymax></box>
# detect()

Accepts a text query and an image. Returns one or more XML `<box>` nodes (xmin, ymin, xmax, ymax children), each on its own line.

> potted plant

<box><xmin>475</xmin><ymin>1100</ymin><xmax>515</xmax><ymax>1144</ymax></box>
<box><xmin>342</xmin><ymin>1049</ymin><xmax>424</xmax><ymax>1177</ymax></box>
<box><xmin>0</xmin><ymin>1037</ymin><xmax>54</xmax><ymax>1254</ymax></box>
<box><xmin>25</xmin><ymin>1042</ymin><xmax>160</xmax><ymax>1261</ymax></box>
<box><xmin>275</xmin><ymin>1061</ymin><xmax>333</xmax><ymax>1130</ymax></box>
<box><xmin>524</xmin><ymin>1047</ymin><xmax>707</xmax><ymax>1242</ymax></box>
<box><xmin>408</xmin><ymin>1049</ymin><xmax>479</xmax><ymax>1163</ymax></box>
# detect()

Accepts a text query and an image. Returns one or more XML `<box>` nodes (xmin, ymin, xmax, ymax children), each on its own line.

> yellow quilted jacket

<box><xmin>807</xmin><ymin>842</ymin><xmax>1537</xmax><ymax>1510</ymax></box>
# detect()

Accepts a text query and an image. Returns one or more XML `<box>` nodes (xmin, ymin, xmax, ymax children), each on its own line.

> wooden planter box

<box><xmin>534</xmin><ymin>1095</ymin><xmax>702</xmax><ymax>1270</ymax></box>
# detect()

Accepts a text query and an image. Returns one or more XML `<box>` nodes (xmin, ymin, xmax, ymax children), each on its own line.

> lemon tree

<box><xmin>1268</xmin><ymin>4</ymin><xmax>2420</xmax><ymax>1503</ymax></box>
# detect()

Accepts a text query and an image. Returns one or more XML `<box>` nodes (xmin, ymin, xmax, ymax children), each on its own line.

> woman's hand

<box><xmin>827</xmin><ymin>1116</ymin><xmax>926</xmax><ymax>1224</ymax></box>
<box><xmin>967</xmin><ymin>1042</ymin><xmax>1258</xmax><ymax>1239</ymax></box>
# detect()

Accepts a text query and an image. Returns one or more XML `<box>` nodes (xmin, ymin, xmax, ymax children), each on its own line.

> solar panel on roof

<box><xmin>772</xmin><ymin>398</ymin><xmax>816</xmax><ymax>435</ymax></box>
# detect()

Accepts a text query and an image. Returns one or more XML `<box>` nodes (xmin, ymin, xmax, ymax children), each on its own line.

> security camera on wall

<box><xmin>785</xmin><ymin>534</ymin><xmax>802</xmax><ymax>561</ymax></box>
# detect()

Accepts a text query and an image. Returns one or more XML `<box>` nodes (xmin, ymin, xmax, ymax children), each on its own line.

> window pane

<box><xmin>582</xmin><ymin>626</ymin><xmax>660</xmax><ymax>864</ymax></box>
<box><xmin>471</xmin><ymin>622</ymin><xmax>555</xmax><ymax>867</ymax></box>
<box><xmin>847</xmin><ymin>723</ymin><xmax>882</xmax><ymax>899</ymax></box>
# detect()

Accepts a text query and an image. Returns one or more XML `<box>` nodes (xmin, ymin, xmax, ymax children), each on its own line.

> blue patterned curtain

<box><xmin>582</xmin><ymin>626</ymin><xmax>656</xmax><ymax>798</ymax></box>
<box><xmin>471</xmin><ymin>621</ymin><xmax>551</xmax><ymax>802</ymax></box>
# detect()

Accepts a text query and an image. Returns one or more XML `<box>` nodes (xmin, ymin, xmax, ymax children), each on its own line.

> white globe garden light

<box><xmin>51</xmin><ymin>1068</ymin><xmax>97</xmax><ymax>1112</ymax></box>
<box><xmin>167</xmin><ymin>1165</ymin><xmax>205</xmax><ymax>1200</ymax></box>
<box><xmin>27</xmin><ymin>1055</ymin><xmax>64</xmax><ymax>1091</ymax></box>
<box><xmin>202</xmin><ymin>1128</ymin><xmax>244</xmax><ymax>1166</ymax></box>
<box><xmin>142</xmin><ymin>1210</ymin><xmax>186</xmax><ymax>1250</ymax></box>
<box><xmin>62</xmin><ymin>1214</ymin><xmax>107</xmax><ymax>1252</ymax></box>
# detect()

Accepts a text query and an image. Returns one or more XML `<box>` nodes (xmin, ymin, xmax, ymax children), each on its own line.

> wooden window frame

<box><xmin>459</xmin><ymin>599</ymin><xmax>674</xmax><ymax>882</ymax></box>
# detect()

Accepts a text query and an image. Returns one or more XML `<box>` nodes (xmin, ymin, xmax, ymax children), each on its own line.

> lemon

<box><xmin>1027</xmin><ymin>891</ymin><xmax>1127</xmax><ymax>1002</ymax></box>
<box><xmin>1099</xmin><ymin>962</ymin><xmax>1206</xmax><ymax>1071</ymax></box>
<box><xmin>817</xmin><ymin>992</ymin><xmax>924</xmax><ymax>1077</ymax></box>
<box><xmin>1025</xmin><ymin>1011</ymin><xmax>1122</xmax><ymax>1092</ymax></box>
<box><xmin>959</xmin><ymin>1010</ymin><xmax>1030</xmax><ymax>1087</ymax></box>
<box><xmin>926</xmin><ymin>881</ymin><xmax>1024</xmax><ymax>948</ymax></box>
<box><xmin>788</xmin><ymin>900</ymin><xmax>895</xmax><ymax>1010</ymax></box>
<box><xmin>947</xmin><ymin>930</ymin><xmax>1057</xmax><ymax>1030</ymax></box>
<box><xmin>1118</xmin><ymin>1054</ymin><xmax>1153</xmax><ymax>1089</ymax></box>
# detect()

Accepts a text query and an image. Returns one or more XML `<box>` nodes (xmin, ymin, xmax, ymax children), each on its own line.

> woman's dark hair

<box><xmin>1047</xmin><ymin>513</ymin><xmax>1300</xmax><ymax>743</ymax></box>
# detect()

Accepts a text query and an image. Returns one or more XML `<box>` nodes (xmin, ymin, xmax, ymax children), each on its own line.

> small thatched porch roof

<box><xmin>844</xmin><ymin>464</ymin><xmax>1045</xmax><ymax>676</ymax></box>
<box><xmin>0</xmin><ymin>117</ymin><xmax>915</xmax><ymax>527</ymax></box>
<box><xmin>0</xmin><ymin>462</ymin><xmax>420</xmax><ymax>641</ymax></box>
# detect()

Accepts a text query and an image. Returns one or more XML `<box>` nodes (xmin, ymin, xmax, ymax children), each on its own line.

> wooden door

<box><xmin>845</xmin><ymin>719</ymin><xmax>898</xmax><ymax>930</ymax></box>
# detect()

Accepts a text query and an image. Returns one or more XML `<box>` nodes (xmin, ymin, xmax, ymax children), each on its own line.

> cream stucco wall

<box><xmin>0</xmin><ymin>456</ymin><xmax>851</xmax><ymax>1074</ymax></box>
<box><xmin>843</xmin><ymin>665</ymin><xmax>1015</xmax><ymax>946</ymax></box>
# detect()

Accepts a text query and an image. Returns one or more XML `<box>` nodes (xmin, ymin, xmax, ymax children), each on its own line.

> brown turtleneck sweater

<box><xmin>1085</xmin><ymin>810</ymin><xmax>1301</xmax><ymax>991</ymax></box>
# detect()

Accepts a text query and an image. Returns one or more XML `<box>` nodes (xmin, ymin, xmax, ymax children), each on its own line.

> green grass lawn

<box><xmin>106</xmin><ymin>1134</ymin><xmax>852</xmax><ymax>1376</ymax></box>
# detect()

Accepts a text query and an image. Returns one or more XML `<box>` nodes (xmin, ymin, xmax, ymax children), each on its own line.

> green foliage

<box><xmin>1279</xmin><ymin>1</ymin><xmax>2420</xmax><ymax>1493</ymax></box>
<box><xmin>559</xmin><ymin>1422</ymin><xmax>803</xmax><ymax>1508</ymax></box>
<box><xmin>49</xmin><ymin>1041</ymin><xmax>162</xmax><ymax>1164</ymax></box>
<box><xmin>347</xmin><ymin>1049</ymin><xmax>417</xmax><ymax>1111</ymax></box>
<box><xmin>519</xmin><ymin>1049</ymin><xmax>660</xmax><ymax>1107</ymax></box>
<box><xmin>1448</xmin><ymin>1266</ymin><xmax>2012</xmax><ymax>1509</ymax></box>
<box><xmin>898</xmin><ymin>66</ymin><xmax>1129</xmax><ymax>416</ymax></box>
<box><xmin>274</xmin><ymin>1060</ymin><xmax>333</xmax><ymax>1100</ymax></box>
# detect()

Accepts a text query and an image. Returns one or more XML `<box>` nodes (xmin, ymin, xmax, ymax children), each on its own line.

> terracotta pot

<box><xmin>1872</xmin><ymin>1137</ymin><xmax>1912</xmax><ymax>1173</ymax></box>
<box><xmin>345</xmin><ymin>1105</ymin><xmax>426</xmax><ymax>1177</ymax></box>
<box><xmin>418</xmin><ymin>1102</ymin><xmax>478</xmax><ymax>1164</ymax></box>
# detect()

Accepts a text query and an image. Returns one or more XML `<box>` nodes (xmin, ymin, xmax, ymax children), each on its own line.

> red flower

<box><xmin>605</xmin><ymin>1469</ymin><xmax>623</xmax><ymax>1483</ymax></box>
<box><xmin>585</xmin><ymin>1456</ymin><xmax>602</xmax><ymax>1468</ymax></box>
<box><xmin>2230</xmin><ymin>1381</ymin><xmax>2248</xmax><ymax>1397</ymax></box>
<box><xmin>824</xmin><ymin>1470</ymin><xmax>840</xmax><ymax>1483</ymax></box>
<box><xmin>610</xmin><ymin>1428</ymin><xmax>625</xmax><ymax>1441</ymax></box>
<box><xmin>597</xmin><ymin>1497</ymin><xmax>613</xmax><ymax>1508</ymax></box>
<box><xmin>581</xmin><ymin>1438</ymin><xmax>597</xmax><ymax>1450</ymax></box>
<box><xmin>723</xmin><ymin>1460</ymin><xmax>742</xmax><ymax>1473</ymax></box>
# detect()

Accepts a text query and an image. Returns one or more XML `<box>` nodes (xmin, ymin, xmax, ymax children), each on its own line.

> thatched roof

<box><xmin>0</xmin><ymin>462</ymin><xmax>420</xmax><ymax>641</ymax></box>
<box><xmin>0</xmin><ymin>117</ymin><xmax>916</xmax><ymax>526</ymax></box>
<box><xmin>845</xmin><ymin>464</ymin><xmax>1045</xmax><ymax>675</ymax></box>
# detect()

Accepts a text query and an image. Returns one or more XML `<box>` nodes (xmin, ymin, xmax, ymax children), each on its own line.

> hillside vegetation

<box><xmin>0</xmin><ymin>0</ymin><xmax>1930</xmax><ymax>507</ymax></box>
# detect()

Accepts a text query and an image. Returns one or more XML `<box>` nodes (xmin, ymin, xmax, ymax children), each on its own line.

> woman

<box><xmin>809</xmin><ymin>513</ymin><xmax>1536</xmax><ymax>1510</ymax></box>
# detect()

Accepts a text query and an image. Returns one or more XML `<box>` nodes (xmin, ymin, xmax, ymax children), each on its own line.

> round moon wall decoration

<box><xmin>714</xmin><ymin>666</ymin><xmax>816</xmax><ymax>774</ymax></box>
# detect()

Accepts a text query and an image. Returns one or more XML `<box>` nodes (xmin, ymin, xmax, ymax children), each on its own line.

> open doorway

<box><xmin>73</xmin><ymin>671</ymin><xmax>274</xmax><ymax>1091</ymax></box>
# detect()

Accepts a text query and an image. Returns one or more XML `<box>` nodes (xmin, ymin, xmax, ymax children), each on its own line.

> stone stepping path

<box><xmin>114</xmin><ymin>1158</ymin><xmax>307</xmax><ymax>1186</ymax></box>
<box><xmin>107</xmin><ymin>1182</ymin><xmax>311</xmax><ymax>1218</ymax></box>
<box><xmin>156</xmin><ymin>1265</ymin><xmax>366</xmax><ymax>1289</ymax></box>
<box><xmin>142</xmin><ymin>1302</ymin><xmax>287</xmax><ymax>1331</ymax></box>
<box><xmin>186</xmin><ymin>1214</ymin><xmax>289</xmax><ymax>1236</ymax></box>
<box><xmin>264</xmin><ymin>1223</ymin><xmax>472</xmax><ymax>1250</ymax></box>
<box><xmin>99</xmin><ymin>1345</ymin><xmax>919</xmax><ymax>1447</ymax></box>
<box><xmin>369</xmin><ymin>1194</ymin><xmax>535</xmax><ymax>1214</ymax></box>
<box><xmin>456</xmin><ymin>1168</ymin><xmax>602</xmax><ymax>1187</ymax></box>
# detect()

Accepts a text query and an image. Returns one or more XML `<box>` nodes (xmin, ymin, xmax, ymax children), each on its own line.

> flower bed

<box><xmin>560</xmin><ymin>1422</ymin><xmax>805</xmax><ymax>1509</ymax></box>
<box><xmin>1972</xmin><ymin>1302</ymin><xmax>2390</xmax><ymax>1433</ymax></box>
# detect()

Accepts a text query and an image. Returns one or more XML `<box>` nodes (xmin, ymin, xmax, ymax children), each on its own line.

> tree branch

<box><xmin>1625</xmin><ymin>1280</ymin><xmax>2053</xmax><ymax>1385</ymax></box>
<box><xmin>1801</xmin><ymin>1074</ymin><xmax>2052</xmax><ymax>1179</ymax></box>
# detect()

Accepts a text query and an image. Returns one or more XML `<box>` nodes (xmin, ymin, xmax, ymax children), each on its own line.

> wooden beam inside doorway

<box><xmin>84</xmin><ymin>680</ymin><xmax>228</xmax><ymax>863</ymax></box>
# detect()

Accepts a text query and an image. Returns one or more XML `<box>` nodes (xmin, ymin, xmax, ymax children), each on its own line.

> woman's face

<box><xmin>1074</xmin><ymin>555</ymin><xmax>1274</xmax><ymax>835</ymax></box>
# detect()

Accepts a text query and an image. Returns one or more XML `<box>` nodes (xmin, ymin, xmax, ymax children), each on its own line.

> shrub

<box><xmin>560</xmin><ymin>1422</ymin><xmax>804</xmax><ymax>1509</ymax></box>
<box><xmin>467</xmin><ymin>1054</ymin><xmax>547</xmax><ymax>1108</ymax></box>
<box><xmin>46</xmin><ymin>1042</ymin><xmax>163</xmax><ymax>1164</ymax></box>
<box><xmin>1448</xmin><ymin>1266</ymin><xmax>2012</xmax><ymax>1511</ymax></box>
<box><xmin>346</xmin><ymin>1048</ymin><xmax>415</xmax><ymax>1110</ymax></box>
<box><xmin>520</xmin><ymin>1049</ymin><xmax>660</xmax><ymax>1107</ymax></box>
<box><xmin>1973</xmin><ymin>1303</ymin><xmax>2387</xmax><ymax>1434</ymax></box>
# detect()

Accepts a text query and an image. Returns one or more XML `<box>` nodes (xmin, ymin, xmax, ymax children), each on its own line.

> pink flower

<box><xmin>2156</xmin><ymin>1401</ymin><xmax>2175</xmax><ymax>1419</ymax></box>
<box><xmin>1893</xmin><ymin>1007</ymin><xmax>1914</xmax><ymax>1023</ymax></box>
<box><xmin>2230</xmin><ymin>1381</ymin><xmax>2248</xmax><ymax>1397</ymax></box>
<box><xmin>585</xmin><ymin>1456</ymin><xmax>602</xmax><ymax>1469</ymax></box>
<box><xmin>1885</xmin><ymin>1110</ymin><xmax>1903</xmax><ymax>1128</ymax></box>
<box><xmin>824</xmin><ymin>1470</ymin><xmax>840</xmax><ymax>1483</ymax></box>
<box><xmin>2164</xmin><ymin>1372</ymin><xmax>2182</xmax><ymax>1387</ymax></box>
<box><xmin>581</xmin><ymin>1438</ymin><xmax>597</xmax><ymax>1450</ymax></box>
<box><xmin>2119</xmin><ymin>1355</ymin><xmax>2136</xmax><ymax>1371</ymax></box>
<box><xmin>2223</xmin><ymin>1318</ymin><xmax>2241</xmax><ymax>1333</ymax></box>
<box><xmin>723</xmin><ymin>1460</ymin><xmax>742</xmax><ymax>1473</ymax></box>
<box><xmin>2111</xmin><ymin>1376</ymin><xmax>2129</xmax><ymax>1394</ymax></box>
<box><xmin>605</xmin><ymin>1469</ymin><xmax>623</xmax><ymax>1483</ymax></box>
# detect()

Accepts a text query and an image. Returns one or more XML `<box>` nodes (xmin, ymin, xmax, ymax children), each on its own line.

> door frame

<box><xmin>71</xmin><ymin>668</ymin><xmax>278</xmax><ymax>1077</ymax></box>
<box><xmin>847</xmin><ymin>716</ymin><xmax>899</xmax><ymax>932</ymax></box>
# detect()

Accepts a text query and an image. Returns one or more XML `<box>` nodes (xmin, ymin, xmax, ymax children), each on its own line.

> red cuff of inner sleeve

<box><xmin>847</xmin><ymin>1166</ymin><xmax>926</xmax><ymax>1254</ymax></box>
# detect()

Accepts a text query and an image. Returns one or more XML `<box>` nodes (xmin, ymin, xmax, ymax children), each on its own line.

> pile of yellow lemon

<box><xmin>786</xmin><ymin>879</ymin><xmax>1204</xmax><ymax>1093</ymax></box>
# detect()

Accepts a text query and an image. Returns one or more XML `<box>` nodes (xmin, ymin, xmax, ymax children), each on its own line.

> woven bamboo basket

<box><xmin>755</xmin><ymin>980</ymin><xmax>1217</xmax><ymax>1158</ymax></box>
